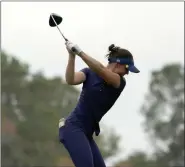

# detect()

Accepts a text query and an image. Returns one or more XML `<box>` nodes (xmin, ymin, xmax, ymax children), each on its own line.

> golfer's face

<box><xmin>117</xmin><ymin>64</ymin><xmax>128</xmax><ymax>75</ymax></box>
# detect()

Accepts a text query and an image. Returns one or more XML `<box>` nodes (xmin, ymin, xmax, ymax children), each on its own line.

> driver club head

<box><xmin>49</xmin><ymin>13</ymin><xmax>63</xmax><ymax>27</ymax></box>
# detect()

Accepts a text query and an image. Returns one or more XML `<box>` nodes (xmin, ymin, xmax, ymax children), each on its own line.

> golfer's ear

<box><xmin>98</xmin><ymin>68</ymin><xmax>121</xmax><ymax>88</ymax></box>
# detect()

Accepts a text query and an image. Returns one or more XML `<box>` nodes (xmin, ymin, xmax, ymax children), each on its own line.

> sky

<box><xmin>2</xmin><ymin>2</ymin><xmax>184</xmax><ymax>165</ymax></box>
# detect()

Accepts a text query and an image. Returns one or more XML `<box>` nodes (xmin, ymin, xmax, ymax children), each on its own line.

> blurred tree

<box><xmin>140</xmin><ymin>64</ymin><xmax>184</xmax><ymax>166</ymax></box>
<box><xmin>1</xmin><ymin>51</ymin><xmax>121</xmax><ymax>166</ymax></box>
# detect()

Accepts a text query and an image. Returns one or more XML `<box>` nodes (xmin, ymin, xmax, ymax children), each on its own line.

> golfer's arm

<box><xmin>65</xmin><ymin>55</ymin><xmax>86</xmax><ymax>85</ymax></box>
<box><xmin>79</xmin><ymin>52</ymin><xmax>120</xmax><ymax>87</ymax></box>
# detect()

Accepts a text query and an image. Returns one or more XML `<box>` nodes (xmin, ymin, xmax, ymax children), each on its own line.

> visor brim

<box><xmin>128</xmin><ymin>65</ymin><xmax>140</xmax><ymax>73</ymax></box>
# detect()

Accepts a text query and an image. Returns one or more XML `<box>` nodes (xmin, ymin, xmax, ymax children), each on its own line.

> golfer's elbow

<box><xmin>65</xmin><ymin>75</ymin><xmax>74</xmax><ymax>85</ymax></box>
<box><xmin>66</xmin><ymin>80</ymin><xmax>73</xmax><ymax>85</ymax></box>
<box><xmin>65</xmin><ymin>77</ymin><xmax>74</xmax><ymax>85</ymax></box>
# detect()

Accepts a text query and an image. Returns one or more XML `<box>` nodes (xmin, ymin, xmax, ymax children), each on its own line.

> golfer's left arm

<box><xmin>65</xmin><ymin>41</ymin><xmax>120</xmax><ymax>88</ymax></box>
<box><xmin>79</xmin><ymin>52</ymin><xmax>120</xmax><ymax>88</ymax></box>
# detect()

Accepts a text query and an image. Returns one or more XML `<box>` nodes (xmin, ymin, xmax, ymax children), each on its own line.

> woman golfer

<box><xmin>59</xmin><ymin>41</ymin><xmax>140</xmax><ymax>167</ymax></box>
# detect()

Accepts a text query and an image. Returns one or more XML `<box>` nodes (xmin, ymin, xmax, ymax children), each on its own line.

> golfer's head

<box><xmin>106</xmin><ymin>44</ymin><xmax>140</xmax><ymax>75</ymax></box>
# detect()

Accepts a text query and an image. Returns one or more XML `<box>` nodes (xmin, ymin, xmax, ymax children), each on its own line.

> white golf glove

<box><xmin>65</xmin><ymin>41</ymin><xmax>82</xmax><ymax>55</ymax></box>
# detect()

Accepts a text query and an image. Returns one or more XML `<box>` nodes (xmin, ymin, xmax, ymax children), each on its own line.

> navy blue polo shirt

<box><xmin>66</xmin><ymin>68</ymin><xmax>126</xmax><ymax>137</ymax></box>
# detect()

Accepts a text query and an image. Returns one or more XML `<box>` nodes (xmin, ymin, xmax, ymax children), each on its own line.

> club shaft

<box><xmin>56</xmin><ymin>26</ymin><xmax>67</xmax><ymax>41</ymax></box>
<box><xmin>51</xmin><ymin>15</ymin><xmax>68</xmax><ymax>41</ymax></box>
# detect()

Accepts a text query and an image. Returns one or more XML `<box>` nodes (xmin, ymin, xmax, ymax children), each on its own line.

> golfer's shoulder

<box><xmin>80</xmin><ymin>67</ymin><xmax>90</xmax><ymax>74</ymax></box>
<box><xmin>122</xmin><ymin>76</ymin><xmax>126</xmax><ymax>83</ymax></box>
<box><xmin>119</xmin><ymin>76</ymin><xmax>126</xmax><ymax>88</ymax></box>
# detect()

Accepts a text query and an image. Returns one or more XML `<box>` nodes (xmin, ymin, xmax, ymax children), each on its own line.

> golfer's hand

<box><xmin>65</xmin><ymin>41</ymin><xmax>82</xmax><ymax>55</ymax></box>
<box><xmin>66</xmin><ymin>47</ymin><xmax>75</xmax><ymax>57</ymax></box>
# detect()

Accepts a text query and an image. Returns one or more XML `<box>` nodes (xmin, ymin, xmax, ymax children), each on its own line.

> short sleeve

<box><xmin>80</xmin><ymin>68</ymin><xmax>90</xmax><ymax>80</ymax></box>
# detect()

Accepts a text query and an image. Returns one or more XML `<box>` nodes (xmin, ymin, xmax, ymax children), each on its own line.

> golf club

<box><xmin>49</xmin><ymin>13</ymin><xmax>76</xmax><ymax>52</ymax></box>
<box><xmin>49</xmin><ymin>13</ymin><xmax>68</xmax><ymax>41</ymax></box>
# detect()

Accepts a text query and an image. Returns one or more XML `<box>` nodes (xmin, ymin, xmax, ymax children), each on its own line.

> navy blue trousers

<box><xmin>59</xmin><ymin>122</ymin><xmax>106</xmax><ymax>167</ymax></box>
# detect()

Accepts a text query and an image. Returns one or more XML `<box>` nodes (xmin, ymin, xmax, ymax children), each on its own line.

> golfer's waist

<box><xmin>66</xmin><ymin>113</ymin><xmax>94</xmax><ymax>126</ymax></box>
<box><xmin>66</xmin><ymin>114</ymin><xmax>100</xmax><ymax>135</ymax></box>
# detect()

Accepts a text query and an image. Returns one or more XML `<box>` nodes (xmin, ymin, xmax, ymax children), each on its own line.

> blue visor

<box><xmin>108</xmin><ymin>58</ymin><xmax>140</xmax><ymax>73</ymax></box>
<box><xmin>128</xmin><ymin>65</ymin><xmax>140</xmax><ymax>73</ymax></box>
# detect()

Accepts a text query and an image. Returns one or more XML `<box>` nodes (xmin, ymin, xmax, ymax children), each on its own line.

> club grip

<box><xmin>71</xmin><ymin>47</ymin><xmax>77</xmax><ymax>52</ymax></box>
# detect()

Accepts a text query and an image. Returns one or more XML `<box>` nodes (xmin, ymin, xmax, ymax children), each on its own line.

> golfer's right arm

<box><xmin>65</xmin><ymin>54</ymin><xmax>86</xmax><ymax>85</ymax></box>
